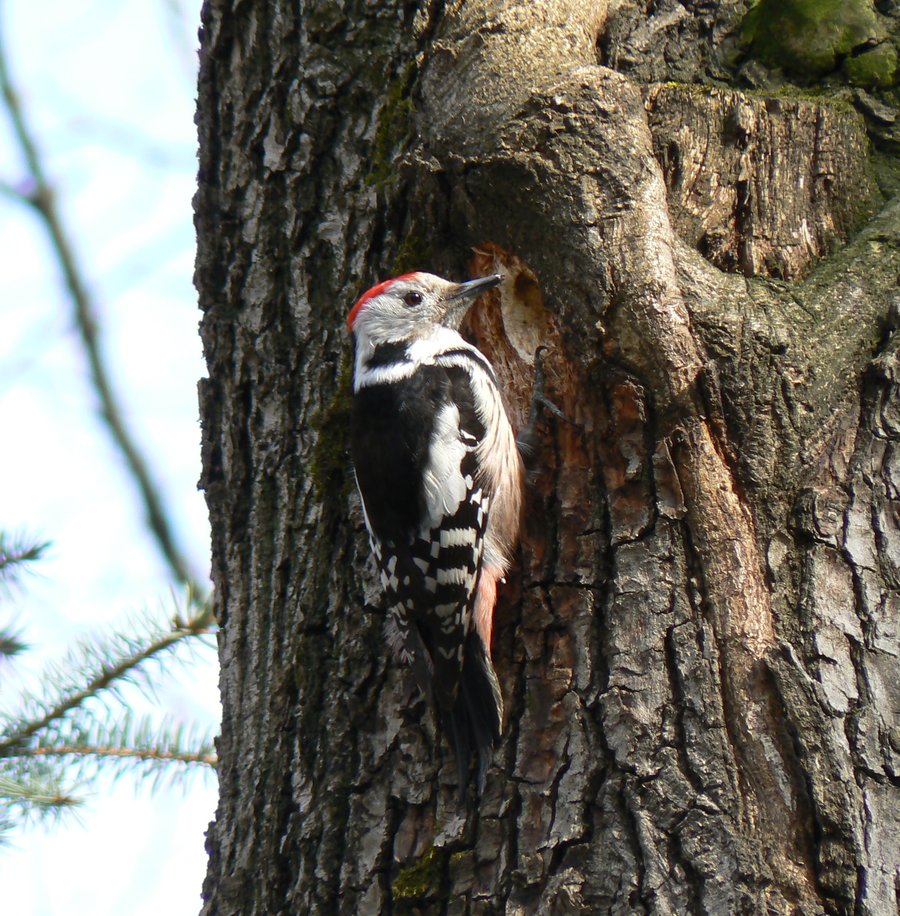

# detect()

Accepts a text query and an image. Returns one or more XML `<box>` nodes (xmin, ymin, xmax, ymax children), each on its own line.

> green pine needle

<box><xmin>0</xmin><ymin>535</ymin><xmax>48</xmax><ymax>590</ymax></box>
<box><xmin>0</xmin><ymin>544</ymin><xmax>218</xmax><ymax>840</ymax></box>
<box><xmin>0</xmin><ymin>592</ymin><xmax>215</xmax><ymax>754</ymax></box>
<box><xmin>0</xmin><ymin>626</ymin><xmax>27</xmax><ymax>659</ymax></box>
<box><xmin>0</xmin><ymin>773</ymin><xmax>80</xmax><ymax>809</ymax></box>
<box><xmin>0</xmin><ymin>769</ymin><xmax>81</xmax><ymax>836</ymax></box>
<box><xmin>24</xmin><ymin>708</ymin><xmax>218</xmax><ymax>787</ymax></box>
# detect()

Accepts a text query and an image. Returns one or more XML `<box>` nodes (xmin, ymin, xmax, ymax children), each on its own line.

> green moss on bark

<box><xmin>844</xmin><ymin>42</ymin><xmax>898</xmax><ymax>89</ymax></box>
<box><xmin>393</xmin><ymin>847</ymin><xmax>438</xmax><ymax>897</ymax></box>
<box><xmin>391</xmin><ymin>232</ymin><xmax>430</xmax><ymax>275</ymax></box>
<box><xmin>742</xmin><ymin>0</ymin><xmax>883</xmax><ymax>78</ymax></box>
<box><xmin>392</xmin><ymin>846</ymin><xmax>450</xmax><ymax>910</ymax></box>
<box><xmin>367</xmin><ymin>65</ymin><xmax>415</xmax><ymax>186</ymax></box>
<box><xmin>309</xmin><ymin>354</ymin><xmax>353</xmax><ymax>500</ymax></box>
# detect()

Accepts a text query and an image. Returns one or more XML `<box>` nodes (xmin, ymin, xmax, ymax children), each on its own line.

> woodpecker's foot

<box><xmin>531</xmin><ymin>346</ymin><xmax>566</xmax><ymax>422</ymax></box>
<box><xmin>517</xmin><ymin>346</ymin><xmax>565</xmax><ymax>470</ymax></box>
<box><xmin>398</xmin><ymin>677</ymin><xmax>429</xmax><ymax>716</ymax></box>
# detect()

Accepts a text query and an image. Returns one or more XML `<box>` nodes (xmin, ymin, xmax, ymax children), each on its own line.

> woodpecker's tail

<box><xmin>444</xmin><ymin>629</ymin><xmax>503</xmax><ymax>798</ymax></box>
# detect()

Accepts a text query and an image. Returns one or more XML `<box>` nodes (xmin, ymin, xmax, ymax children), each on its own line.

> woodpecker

<box><xmin>348</xmin><ymin>271</ymin><xmax>524</xmax><ymax>794</ymax></box>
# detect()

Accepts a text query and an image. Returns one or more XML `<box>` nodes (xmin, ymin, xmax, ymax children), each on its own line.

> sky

<box><xmin>0</xmin><ymin>1</ymin><xmax>219</xmax><ymax>913</ymax></box>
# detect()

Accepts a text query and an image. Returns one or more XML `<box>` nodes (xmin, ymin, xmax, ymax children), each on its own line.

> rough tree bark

<box><xmin>195</xmin><ymin>1</ymin><xmax>900</xmax><ymax>913</ymax></box>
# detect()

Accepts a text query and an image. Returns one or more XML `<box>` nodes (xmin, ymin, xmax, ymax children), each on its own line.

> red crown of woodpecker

<box><xmin>346</xmin><ymin>272</ymin><xmax>419</xmax><ymax>331</ymax></box>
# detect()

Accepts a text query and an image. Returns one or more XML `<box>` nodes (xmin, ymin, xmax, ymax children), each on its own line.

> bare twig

<box><xmin>0</xmin><ymin>23</ymin><xmax>203</xmax><ymax>594</ymax></box>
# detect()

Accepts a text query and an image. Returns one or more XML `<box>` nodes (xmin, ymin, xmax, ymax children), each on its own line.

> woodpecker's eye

<box><xmin>403</xmin><ymin>291</ymin><xmax>423</xmax><ymax>307</ymax></box>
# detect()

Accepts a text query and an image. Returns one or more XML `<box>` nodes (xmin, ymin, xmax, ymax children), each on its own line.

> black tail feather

<box><xmin>442</xmin><ymin>629</ymin><xmax>503</xmax><ymax>798</ymax></box>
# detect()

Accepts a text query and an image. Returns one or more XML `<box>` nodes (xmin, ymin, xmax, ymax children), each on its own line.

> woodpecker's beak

<box><xmin>445</xmin><ymin>274</ymin><xmax>503</xmax><ymax>303</ymax></box>
<box><xmin>440</xmin><ymin>274</ymin><xmax>502</xmax><ymax>328</ymax></box>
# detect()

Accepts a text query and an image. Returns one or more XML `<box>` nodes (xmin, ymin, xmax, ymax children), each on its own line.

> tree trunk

<box><xmin>195</xmin><ymin>1</ymin><xmax>900</xmax><ymax>913</ymax></box>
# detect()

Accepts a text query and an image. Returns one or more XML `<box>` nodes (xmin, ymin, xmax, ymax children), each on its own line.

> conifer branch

<box><xmin>0</xmin><ymin>535</ymin><xmax>48</xmax><ymax>585</ymax></box>
<box><xmin>0</xmin><ymin>599</ymin><xmax>214</xmax><ymax>755</ymax></box>
<box><xmin>18</xmin><ymin>745</ymin><xmax>217</xmax><ymax>768</ymax></box>
<box><xmin>0</xmin><ymin>772</ymin><xmax>80</xmax><ymax>820</ymax></box>
<box><xmin>0</xmin><ymin>628</ymin><xmax>27</xmax><ymax>660</ymax></box>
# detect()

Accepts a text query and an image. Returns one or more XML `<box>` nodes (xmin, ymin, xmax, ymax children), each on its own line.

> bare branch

<box><xmin>0</xmin><ymin>22</ymin><xmax>203</xmax><ymax>594</ymax></box>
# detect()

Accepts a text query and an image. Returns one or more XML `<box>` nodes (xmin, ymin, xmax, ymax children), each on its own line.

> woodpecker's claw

<box><xmin>517</xmin><ymin>347</ymin><xmax>566</xmax><ymax>468</ymax></box>
<box><xmin>530</xmin><ymin>346</ymin><xmax>565</xmax><ymax>420</ymax></box>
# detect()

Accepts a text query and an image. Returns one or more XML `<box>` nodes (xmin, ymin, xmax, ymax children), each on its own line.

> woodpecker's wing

<box><xmin>351</xmin><ymin>364</ymin><xmax>487</xmax><ymax>710</ymax></box>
